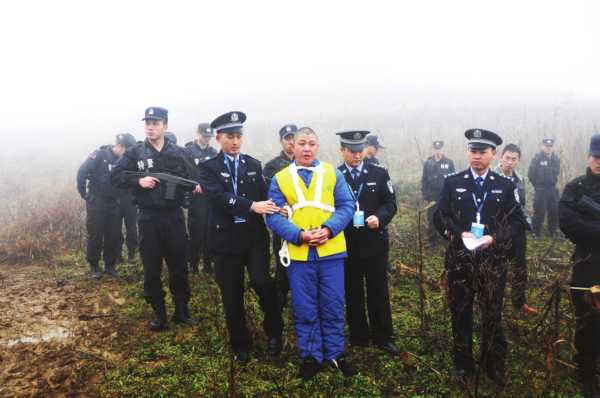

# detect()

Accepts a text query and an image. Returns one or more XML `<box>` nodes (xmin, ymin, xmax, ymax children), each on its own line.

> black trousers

<box><xmin>138</xmin><ymin>208</ymin><xmax>191</xmax><ymax>306</ymax></box>
<box><xmin>344</xmin><ymin>253</ymin><xmax>394</xmax><ymax>344</ymax></box>
<box><xmin>118</xmin><ymin>196</ymin><xmax>138</xmax><ymax>255</ymax></box>
<box><xmin>532</xmin><ymin>187</ymin><xmax>559</xmax><ymax>236</ymax></box>
<box><xmin>446</xmin><ymin>248</ymin><xmax>507</xmax><ymax>372</ymax></box>
<box><xmin>187</xmin><ymin>196</ymin><xmax>212</xmax><ymax>267</ymax></box>
<box><xmin>571</xmin><ymin>289</ymin><xmax>600</xmax><ymax>377</ymax></box>
<box><xmin>86</xmin><ymin>197</ymin><xmax>121</xmax><ymax>268</ymax></box>
<box><xmin>272</xmin><ymin>235</ymin><xmax>290</xmax><ymax>308</ymax></box>
<box><xmin>214</xmin><ymin>226</ymin><xmax>283</xmax><ymax>352</ymax></box>
<box><xmin>426</xmin><ymin>202</ymin><xmax>440</xmax><ymax>242</ymax></box>
<box><xmin>509</xmin><ymin>231</ymin><xmax>528</xmax><ymax>309</ymax></box>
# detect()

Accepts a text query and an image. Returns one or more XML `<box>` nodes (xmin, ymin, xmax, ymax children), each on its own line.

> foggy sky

<box><xmin>1</xmin><ymin>0</ymin><xmax>599</xmax><ymax>148</ymax></box>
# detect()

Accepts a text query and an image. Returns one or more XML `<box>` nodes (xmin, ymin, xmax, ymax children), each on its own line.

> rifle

<box><xmin>122</xmin><ymin>172</ymin><xmax>198</xmax><ymax>200</ymax></box>
<box><xmin>576</xmin><ymin>195</ymin><xmax>600</xmax><ymax>220</ymax></box>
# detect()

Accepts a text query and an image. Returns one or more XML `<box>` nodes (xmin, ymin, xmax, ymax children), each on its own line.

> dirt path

<box><xmin>0</xmin><ymin>263</ymin><xmax>127</xmax><ymax>397</ymax></box>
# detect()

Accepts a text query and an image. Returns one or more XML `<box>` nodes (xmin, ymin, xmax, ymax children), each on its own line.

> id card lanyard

<box><xmin>471</xmin><ymin>192</ymin><xmax>488</xmax><ymax>224</ymax></box>
<box><xmin>224</xmin><ymin>156</ymin><xmax>246</xmax><ymax>223</ymax></box>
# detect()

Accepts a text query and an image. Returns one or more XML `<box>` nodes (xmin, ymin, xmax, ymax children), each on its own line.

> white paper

<box><xmin>462</xmin><ymin>235</ymin><xmax>493</xmax><ymax>251</ymax></box>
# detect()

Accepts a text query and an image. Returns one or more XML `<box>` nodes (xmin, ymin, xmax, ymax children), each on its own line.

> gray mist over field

<box><xmin>1</xmin><ymin>0</ymin><xmax>600</xmax><ymax>201</ymax></box>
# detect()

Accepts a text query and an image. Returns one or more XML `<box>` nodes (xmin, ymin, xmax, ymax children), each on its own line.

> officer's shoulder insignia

<box><xmin>243</xmin><ymin>154</ymin><xmax>260</xmax><ymax>165</ymax></box>
<box><xmin>444</xmin><ymin>172</ymin><xmax>458</xmax><ymax>179</ymax></box>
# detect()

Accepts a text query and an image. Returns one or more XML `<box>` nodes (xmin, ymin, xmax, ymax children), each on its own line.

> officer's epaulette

<box><xmin>184</xmin><ymin>141</ymin><xmax>194</xmax><ymax>148</ymax></box>
<box><xmin>242</xmin><ymin>153</ymin><xmax>261</xmax><ymax>165</ymax></box>
<box><xmin>444</xmin><ymin>171</ymin><xmax>459</xmax><ymax>179</ymax></box>
<box><xmin>368</xmin><ymin>162</ymin><xmax>388</xmax><ymax>172</ymax></box>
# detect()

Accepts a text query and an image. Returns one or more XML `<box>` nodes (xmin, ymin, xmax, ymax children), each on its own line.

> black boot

<box><xmin>578</xmin><ymin>365</ymin><xmax>600</xmax><ymax>398</ymax></box>
<box><xmin>299</xmin><ymin>357</ymin><xmax>322</xmax><ymax>381</ymax></box>
<box><xmin>324</xmin><ymin>356</ymin><xmax>357</xmax><ymax>377</ymax></box>
<box><xmin>104</xmin><ymin>264</ymin><xmax>119</xmax><ymax>277</ymax></box>
<box><xmin>90</xmin><ymin>264</ymin><xmax>102</xmax><ymax>280</ymax></box>
<box><xmin>149</xmin><ymin>301</ymin><xmax>168</xmax><ymax>332</ymax></box>
<box><xmin>268</xmin><ymin>336</ymin><xmax>283</xmax><ymax>356</ymax></box>
<box><xmin>172</xmin><ymin>302</ymin><xmax>198</xmax><ymax>326</ymax></box>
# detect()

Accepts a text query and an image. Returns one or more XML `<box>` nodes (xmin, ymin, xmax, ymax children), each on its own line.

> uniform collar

<box><xmin>224</xmin><ymin>153</ymin><xmax>239</xmax><ymax>163</ymax></box>
<box><xmin>495</xmin><ymin>164</ymin><xmax>522</xmax><ymax>181</ymax></box>
<box><xmin>470</xmin><ymin>168</ymin><xmax>489</xmax><ymax>181</ymax></box>
<box><xmin>345</xmin><ymin>161</ymin><xmax>364</xmax><ymax>174</ymax></box>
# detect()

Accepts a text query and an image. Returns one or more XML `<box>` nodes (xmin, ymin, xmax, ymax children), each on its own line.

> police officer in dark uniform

<box><xmin>528</xmin><ymin>138</ymin><xmax>561</xmax><ymax>238</ymax></box>
<box><xmin>77</xmin><ymin>136</ymin><xmax>124</xmax><ymax>279</ymax></box>
<box><xmin>114</xmin><ymin>133</ymin><xmax>139</xmax><ymax>264</ymax></box>
<box><xmin>111</xmin><ymin>107</ymin><xmax>199</xmax><ymax>331</ymax></box>
<box><xmin>364</xmin><ymin>135</ymin><xmax>384</xmax><ymax>166</ymax></box>
<box><xmin>496</xmin><ymin>144</ymin><xmax>538</xmax><ymax>315</ymax></box>
<box><xmin>435</xmin><ymin>129</ymin><xmax>527</xmax><ymax>385</ymax></box>
<box><xmin>421</xmin><ymin>140</ymin><xmax>456</xmax><ymax>245</ymax></box>
<box><xmin>337</xmin><ymin>131</ymin><xmax>399</xmax><ymax>355</ymax></box>
<box><xmin>263</xmin><ymin>124</ymin><xmax>297</xmax><ymax>309</ymax></box>
<box><xmin>198</xmin><ymin>111</ymin><xmax>284</xmax><ymax>363</ymax></box>
<box><xmin>185</xmin><ymin>123</ymin><xmax>218</xmax><ymax>274</ymax></box>
<box><xmin>559</xmin><ymin>134</ymin><xmax>600</xmax><ymax>398</ymax></box>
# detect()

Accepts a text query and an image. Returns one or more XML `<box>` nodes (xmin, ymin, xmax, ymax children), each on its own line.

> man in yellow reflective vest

<box><xmin>266</xmin><ymin>127</ymin><xmax>355</xmax><ymax>381</ymax></box>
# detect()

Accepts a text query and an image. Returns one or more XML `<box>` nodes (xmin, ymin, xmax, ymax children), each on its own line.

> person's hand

<box><xmin>193</xmin><ymin>185</ymin><xmax>203</xmax><ymax>194</ymax></box>
<box><xmin>279</xmin><ymin>205</ymin><xmax>290</xmax><ymax>218</ymax></box>
<box><xmin>461</xmin><ymin>231</ymin><xmax>476</xmax><ymax>240</ymax></box>
<box><xmin>301</xmin><ymin>230</ymin><xmax>316</xmax><ymax>244</ymax></box>
<box><xmin>139</xmin><ymin>176</ymin><xmax>160</xmax><ymax>189</ymax></box>
<box><xmin>308</xmin><ymin>227</ymin><xmax>331</xmax><ymax>246</ymax></box>
<box><xmin>480</xmin><ymin>235</ymin><xmax>494</xmax><ymax>249</ymax></box>
<box><xmin>250</xmin><ymin>200</ymin><xmax>280</xmax><ymax>215</ymax></box>
<box><xmin>366</xmin><ymin>215</ymin><xmax>380</xmax><ymax>229</ymax></box>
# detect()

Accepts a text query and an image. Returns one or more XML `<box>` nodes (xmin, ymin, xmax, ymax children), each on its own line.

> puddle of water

<box><xmin>3</xmin><ymin>325</ymin><xmax>72</xmax><ymax>347</ymax></box>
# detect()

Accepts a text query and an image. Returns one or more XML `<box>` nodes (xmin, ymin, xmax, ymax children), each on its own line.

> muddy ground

<box><xmin>0</xmin><ymin>262</ymin><xmax>126</xmax><ymax>398</ymax></box>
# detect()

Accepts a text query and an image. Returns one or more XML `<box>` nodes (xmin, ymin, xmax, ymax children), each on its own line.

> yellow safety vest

<box><xmin>275</xmin><ymin>161</ymin><xmax>346</xmax><ymax>261</ymax></box>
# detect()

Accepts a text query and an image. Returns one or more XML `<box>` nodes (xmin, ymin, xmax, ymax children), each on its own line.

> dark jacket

<box><xmin>185</xmin><ymin>141</ymin><xmax>218</xmax><ymax>172</ymax></box>
<box><xmin>435</xmin><ymin>169</ymin><xmax>527</xmax><ymax>247</ymax></box>
<box><xmin>559</xmin><ymin>168</ymin><xmax>600</xmax><ymax>286</ymax></box>
<box><xmin>421</xmin><ymin>155</ymin><xmax>456</xmax><ymax>201</ymax></box>
<box><xmin>77</xmin><ymin>145</ymin><xmax>120</xmax><ymax>201</ymax></box>
<box><xmin>528</xmin><ymin>152</ymin><xmax>560</xmax><ymax>188</ymax></box>
<box><xmin>110</xmin><ymin>138</ymin><xmax>195</xmax><ymax>210</ymax></box>
<box><xmin>263</xmin><ymin>151</ymin><xmax>293</xmax><ymax>186</ymax></box>
<box><xmin>198</xmin><ymin>151</ymin><xmax>269</xmax><ymax>255</ymax></box>
<box><xmin>339</xmin><ymin>162</ymin><xmax>397</xmax><ymax>259</ymax></box>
